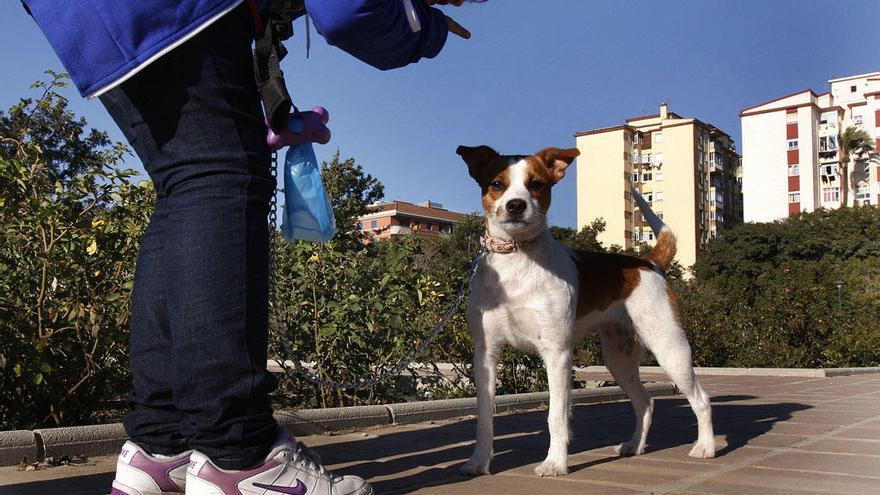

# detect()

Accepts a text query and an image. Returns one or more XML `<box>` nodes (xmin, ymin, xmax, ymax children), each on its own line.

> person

<box><xmin>22</xmin><ymin>1</ymin><xmax>472</xmax><ymax>494</ymax></box>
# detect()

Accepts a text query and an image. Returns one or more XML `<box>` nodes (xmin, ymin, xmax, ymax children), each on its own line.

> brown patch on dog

<box><xmin>572</xmin><ymin>251</ymin><xmax>653</xmax><ymax>317</ymax></box>
<box><xmin>666</xmin><ymin>283</ymin><xmax>683</xmax><ymax>326</ymax></box>
<box><xmin>536</xmin><ymin>147</ymin><xmax>579</xmax><ymax>183</ymax></box>
<box><xmin>648</xmin><ymin>230</ymin><xmax>677</xmax><ymax>271</ymax></box>
<box><xmin>523</xmin><ymin>156</ymin><xmax>554</xmax><ymax>213</ymax></box>
<box><xmin>456</xmin><ymin>145</ymin><xmax>526</xmax><ymax>215</ymax></box>
<box><xmin>482</xmin><ymin>167</ymin><xmax>510</xmax><ymax>213</ymax></box>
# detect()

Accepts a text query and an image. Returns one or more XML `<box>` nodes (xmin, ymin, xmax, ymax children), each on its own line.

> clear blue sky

<box><xmin>2</xmin><ymin>0</ymin><xmax>877</xmax><ymax>228</ymax></box>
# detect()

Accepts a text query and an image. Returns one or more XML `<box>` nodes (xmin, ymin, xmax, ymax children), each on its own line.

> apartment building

<box><xmin>357</xmin><ymin>200</ymin><xmax>467</xmax><ymax>240</ymax></box>
<box><xmin>741</xmin><ymin>71</ymin><xmax>880</xmax><ymax>222</ymax></box>
<box><xmin>575</xmin><ymin>103</ymin><xmax>743</xmax><ymax>268</ymax></box>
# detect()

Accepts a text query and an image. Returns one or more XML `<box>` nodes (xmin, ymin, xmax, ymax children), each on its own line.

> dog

<box><xmin>455</xmin><ymin>145</ymin><xmax>715</xmax><ymax>477</ymax></box>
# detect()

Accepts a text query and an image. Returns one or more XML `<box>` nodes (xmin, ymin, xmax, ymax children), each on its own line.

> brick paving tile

<box><xmin>405</xmin><ymin>471</ymin><xmax>644</xmax><ymax>495</ymax></box>
<box><xmin>831</xmin><ymin>427</ymin><xmax>880</xmax><ymax>440</ymax></box>
<box><xmin>799</xmin><ymin>438</ymin><xmax>880</xmax><ymax>456</ymax></box>
<box><xmin>753</xmin><ymin>450</ymin><xmax>880</xmax><ymax>478</ymax></box>
<box><xmin>688</xmin><ymin>466</ymin><xmax>880</xmax><ymax>495</ymax></box>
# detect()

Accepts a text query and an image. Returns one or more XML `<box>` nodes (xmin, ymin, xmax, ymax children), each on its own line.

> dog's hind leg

<box><xmin>461</xmin><ymin>340</ymin><xmax>500</xmax><ymax>475</ymax></box>
<box><xmin>534</xmin><ymin>346</ymin><xmax>572</xmax><ymax>477</ymax></box>
<box><xmin>626</xmin><ymin>278</ymin><xmax>715</xmax><ymax>459</ymax></box>
<box><xmin>599</xmin><ymin>323</ymin><xmax>653</xmax><ymax>456</ymax></box>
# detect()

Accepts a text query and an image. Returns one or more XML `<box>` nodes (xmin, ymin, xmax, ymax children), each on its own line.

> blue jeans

<box><xmin>100</xmin><ymin>5</ymin><xmax>279</xmax><ymax>470</ymax></box>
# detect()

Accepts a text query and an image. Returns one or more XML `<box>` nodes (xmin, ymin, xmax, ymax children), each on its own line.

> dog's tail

<box><xmin>630</xmin><ymin>183</ymin><xmax>677</xmax><ymax>271</ymax></box>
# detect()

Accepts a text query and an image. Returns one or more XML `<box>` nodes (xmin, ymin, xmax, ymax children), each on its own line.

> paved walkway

<box><xmin>2</xmin><ymin>373</ymin><xmax>880</xmax><ymax>494</ymax></box>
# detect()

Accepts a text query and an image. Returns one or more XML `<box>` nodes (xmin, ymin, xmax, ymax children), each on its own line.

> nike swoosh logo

<box><xmin>253</xmin><ymin>480</ymin><xmax>307</xmax><ymax>495</ymax></box>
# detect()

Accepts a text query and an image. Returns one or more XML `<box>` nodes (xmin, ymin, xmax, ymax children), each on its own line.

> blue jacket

<box><xmin>24</xmin><ymin>0</ymin><xmax>450</xmax><ymax>98</ymax></box>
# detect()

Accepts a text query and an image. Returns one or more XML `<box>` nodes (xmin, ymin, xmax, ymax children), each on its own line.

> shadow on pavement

<box><xmin>0</xmin><ymin>395</ymin><xmax>812</xmax><ymax>495</ymax></box>
<box><xmin>0</xmin><ymin>472</ymin><xmax>114</xmax><ymax>495</ymax></box>
<box><xmin>316</xmin><ymin>395</ymin><xmax>812</xmax><ymax>494</ymax></box>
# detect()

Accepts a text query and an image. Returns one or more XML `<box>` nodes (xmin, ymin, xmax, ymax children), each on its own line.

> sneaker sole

<box><xmin>112</xmin><ymin>480</ymin><xmax>183</xmax><ymax>495</ymax></box>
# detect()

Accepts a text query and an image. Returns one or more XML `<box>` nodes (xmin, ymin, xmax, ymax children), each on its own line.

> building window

<box><xmin>856</xmin><ymin>183</ymin><xmax>870</xmax><ymax>201</ymax></box>
<box><xmin>654</xmin><ymin>132</ymin><xmax>663</xmax><ymax>143</ymax></box>
<box><xmin>653</xmin><ymin>152</ymin><xmax>663</xmax><ymax>165</ymax></box>
<box><xmin>426</xmin><ymin>222</ymin><xmax>433</xmax><ymax>231</ymax></box>
<box><xmin>632</xmin><ymin>133</ymin><xmax>641</xmax><ymax>145</ymax></box>
<box><xmin>787</xmin><ymin>139</ymin><xmax>798</xmax><ymax>150</ymax></box>
<box><xmin>656</xmin><ymin>212</ymin><xmax>664</xmax><ymax>220</ymax></box>
<box><xmin>632</xmin><ymin>172</ymin><xmax>640</xmax><ymax>183</ymax></box>
<box><xmin>788</xmin><ymin>192</ymin><xmax>800</xmax><ymax>203</ymax></box>
<box><xmin>853</xmin><ymin>115</ymin><xmax>864</xmax><ymax>126</ymax></box>
<box><xmin>655</xmin><ymin>191</ymin><xmax>664</xmax><ymax>202</ymax></box>
<box><xmin>370</xmin><ymin>220</ymin><xmax>378</xmax><ymax>229</ymax></box>
<box><xmin>642</xmin><ymin>172</ymin><xmax>652</xmax><ymax>181</ymax></box>
<box><xmin>819</xmin><ymin>135</ymin><xmax>838</xmax><ymax>152</ymax></box>
<box><xmin>850</xmin><ymin>85</ymin><xmax>857</xmax><ymax>93</ymax></box>
<box><xmin>821</xmin><ymin>163</ymin><xmax>839</xmax><ymax>177</ymax></box>
<box><xmin>645</xmin><ymin>193</ymin><xmax>653</xmax><ymax>203</ymax></box>
<box><xmin>823</xmin><ymin>187</ymin><xmax>840</xmax><ymax>203</ymax></box>
<box><xmin>632</xmin><ymin>152</ymin><xmax>640</xmax><ymax>163</ymax></box>
<box><xmin>357</xmin><ymin>222</ymin><xmax>363</xmax><ymax>230</ymax></box>
<box><xmin>398</xmin><ymin>219</ymin><xmax>410</xmax><ymax>228</ymax></box>
<box><xmin>655</xmin><ymin>171</ymin><xmax>664</xmax><ymax>181</ymax></box>
<box><xmin>642</xmin><ymin>154</ymin><xmax>651</xmax><ymax>164</ymax></box>
<box><xmin>788</xmin><ymin>164</ymin><xmax>799</xmax><ymax>176</ymax></box>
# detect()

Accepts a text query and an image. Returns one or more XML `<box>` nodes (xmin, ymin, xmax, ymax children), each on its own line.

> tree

<box><xmin>550</xmin><ymin>218</ymin><xmax>606</xmax><ymax>252</ymax></box>
<box><xmin>1</xmin><ymin>73</ymin><xmax>154</xmax><ymax>429</ymax></box>
<box><xmin>838</xmin><ymin>126</ymin><xmax>876</xmax><ymax>207</ymax></box>
<box><xmin>319</xmin><ymin>150</ymin><xmax>384</xmax><ymax>250</ymax></box>
<box><xmin>0</xmin><ymin>70</ymin><xmax>121</xmax><ymax>184</ymax></box>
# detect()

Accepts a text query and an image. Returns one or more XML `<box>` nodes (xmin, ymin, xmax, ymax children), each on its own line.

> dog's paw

<box><xmin>460</xmin><ymin>457</ymin><xmax>491</xmax><ymax>476</ymax></box>
<box><xmin>688</xmin><ymin>440</ymin><xmax>716</xmax><ymax>459</ymax></box>
<box><xmin>534</xmin><ymin>458</ymin><xmax>568</xmax><ymax>477</ymax></box>
<box><xmin>615</xmin><ymin>440</ymin><xmax>645</xmax><ymax>457</ymax></box>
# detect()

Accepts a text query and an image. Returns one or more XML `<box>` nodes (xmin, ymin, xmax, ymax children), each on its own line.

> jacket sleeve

<box><xmin>305</xmin><ymin>0</ymin><xmax>449</xmax><ymax>70</ymax></box>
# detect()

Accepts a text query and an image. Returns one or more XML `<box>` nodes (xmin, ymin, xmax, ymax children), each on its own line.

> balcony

<box><xmin>818</xmin><ymin>122</ymin><xmax>838</xmax><ymax>135</ymax></box>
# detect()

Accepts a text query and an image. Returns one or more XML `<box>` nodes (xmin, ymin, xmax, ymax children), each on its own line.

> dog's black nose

<box><xmin>506</xmin><ymin>199</ymin><xmax>527</xmax><ymax>215</ymax></box>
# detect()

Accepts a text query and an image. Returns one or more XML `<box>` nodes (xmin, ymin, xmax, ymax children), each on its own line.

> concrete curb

<box><xmin>274</xmin><ymin>405</ymin><xmax>391</xmax><ymax>436</ymax></box>
<box><xmin>0</xmin><ymin>430</ymin><xmax>37</xmax><ymax>466</ymax></box>
<box><xmin>575</xmin><ymin>366</ymin><xmax>880</xmax><ymax>378</ymax></box>
<box><xmin>35</xmin><ymin>423</ymin><xmax>128</xmax><ymax>460</ymax></box>
<box><xmin>0</xmin><ymin>382</ymin><xmax>678</xmax><ymax>466</ymax></box>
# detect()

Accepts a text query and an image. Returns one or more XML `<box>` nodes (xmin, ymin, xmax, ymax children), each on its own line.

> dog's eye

<box><xmin>489</xmin><ymin>180</ymin><xmax>504</xmax><ymax>191</ymax></box>
<box><xmin>527</xmin><ymin>180</ymin><xmax>546</xmax><ymax>191</ymax></box>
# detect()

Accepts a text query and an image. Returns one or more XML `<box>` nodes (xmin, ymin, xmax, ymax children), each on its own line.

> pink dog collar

<box><xmin>480</xmin><ymin>234</ymin><xmax>538</xmax><ymax>254</ymax></box>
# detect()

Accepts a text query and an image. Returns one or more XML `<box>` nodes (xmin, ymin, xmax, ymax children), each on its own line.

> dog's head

<box><xmin>456</xmin><ymin>145</ymin><xmax>579</xmax><ymax>240</ymax></box>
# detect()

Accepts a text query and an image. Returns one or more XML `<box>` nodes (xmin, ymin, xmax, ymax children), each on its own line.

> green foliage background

<box><xmin>1</xmin><ymin>74</ymin><xmax>878</xmax><ymax>430</ymax></box>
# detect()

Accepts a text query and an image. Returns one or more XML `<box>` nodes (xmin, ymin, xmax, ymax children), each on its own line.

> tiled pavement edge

<box><xmin>3</xmin><ymin>371</ymin><xmax>880</xmax><ymax>495</ymax></box>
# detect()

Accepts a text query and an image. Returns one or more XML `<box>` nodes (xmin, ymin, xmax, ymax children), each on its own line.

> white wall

<box><xmin>742</xmin><ymin>111</ymin><xmax>789</xmax><ymax>222</ymax></box>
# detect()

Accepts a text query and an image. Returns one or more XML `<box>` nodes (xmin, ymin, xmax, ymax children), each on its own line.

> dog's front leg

<box><xmin>535</xmin><ymin>347</ymin><xmax>572</xmax><ymax>476</ymax></box>
<box><xmin>461</xmin><ymin>341</ymin><xmax>498</xmax><ymax>475</ymax></box>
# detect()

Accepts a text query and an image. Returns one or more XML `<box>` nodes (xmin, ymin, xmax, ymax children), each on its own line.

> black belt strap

<box><xmin>253</xmin><ymin>0</ymin><xmax>305</xmax><ymax>132</ymax></box>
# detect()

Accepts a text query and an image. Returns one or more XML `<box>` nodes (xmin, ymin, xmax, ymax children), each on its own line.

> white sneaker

<box><xmin>185</xmin><ymin>429</ymin><xmax>372</xmax><ymax>495</ymax></box>
<box><xmin>111</xmin><ymin>441</ymin><xmax>190</xmax><ymax>495</ymax></box>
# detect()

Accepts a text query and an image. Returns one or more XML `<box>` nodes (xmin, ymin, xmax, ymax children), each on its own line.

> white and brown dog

<box><xmin>456</xmin><ymin>145</ymin><xmax>715</xmax><ymax>477</ymax></box>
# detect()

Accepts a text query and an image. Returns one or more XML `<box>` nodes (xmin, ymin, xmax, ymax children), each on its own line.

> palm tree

<box><xmin>838</xmin><ymin>126</ymin><xmax>876</xmax><ymax>207</ymax></box>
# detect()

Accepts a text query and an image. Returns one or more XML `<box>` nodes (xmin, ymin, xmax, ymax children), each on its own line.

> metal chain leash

<box><xmin>267</xmin><ymin>151</ymin><xmax>484</xmax><ymax>390</ymax></box>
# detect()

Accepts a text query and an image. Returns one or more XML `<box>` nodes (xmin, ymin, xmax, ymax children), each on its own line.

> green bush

<box><xmin>0</xmin><ymin>73</ymin><xmax>154</xmax><ymax>429</ymax></box>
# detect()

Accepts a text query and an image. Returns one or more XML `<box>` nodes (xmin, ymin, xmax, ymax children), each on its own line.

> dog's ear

<box><xmin>536</xmin><ymin>147</ymin><xmax>580</xmax><ymax>183</ymax></box>
<box><xmin>456</xmin><ymin>145</ymin><xmax>501</xmax><ymax>185</ymax></box>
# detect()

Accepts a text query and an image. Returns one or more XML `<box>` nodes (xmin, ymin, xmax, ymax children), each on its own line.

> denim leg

<box><xmin>100</xmin><ymin>6</ymin><xmax>279</xmax><ymax>469</ymax></box>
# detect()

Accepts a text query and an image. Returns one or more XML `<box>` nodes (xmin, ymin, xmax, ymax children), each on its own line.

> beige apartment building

<box><xmin>575</xmin><ymin>103</ymin><xmax>743</xmax><ymax>268</ymax></box>
<box><xmin>740</xmin><ymin>71</ymin><xmax>880</xmax><ymax>222</ymax></box>
<box><xmin>357</xmin><ymin>200</ymin><xmax>467</xmax><ymax>241</ymax></box>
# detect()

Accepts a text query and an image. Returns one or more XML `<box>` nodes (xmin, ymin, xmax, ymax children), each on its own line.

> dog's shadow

<box><xmin>310</xmin><ymin>394</ymin><xmax>811</xmax><ymax>494</ymax></box>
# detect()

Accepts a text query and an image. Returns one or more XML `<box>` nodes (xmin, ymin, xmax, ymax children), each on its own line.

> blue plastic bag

<box><xmin>280</xmin><ymin>143</ymin><xmax>337</xmax><ymax>242</ymax></box>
